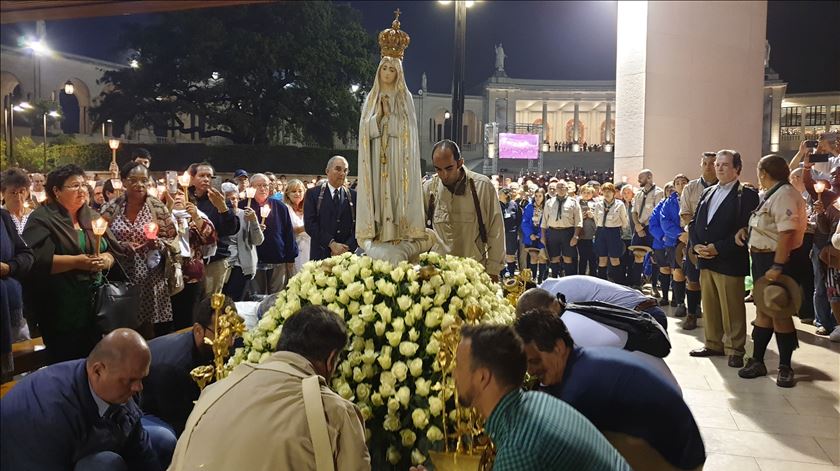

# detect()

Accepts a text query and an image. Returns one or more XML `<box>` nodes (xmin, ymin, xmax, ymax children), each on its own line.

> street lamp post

<box><xmin>43</xmin><ymin>110</ymin><xmax>60</xmax><ymax>169</ymax></box>
<box><xmin>8</xmin><ymin>101</ymin><xmax>32</xmax><ymax>168</ymax></box>
<box><xmin>451</xmin><ymin>0</ymin><xmax>467</xmax><ymax>148</ymax></box>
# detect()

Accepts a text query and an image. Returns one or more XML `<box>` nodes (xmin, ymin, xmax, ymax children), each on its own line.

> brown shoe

<box><xmin>689</xmin><ymin>347</ymin><xmax>725</xmax><ymax>357</ymax></box>
<box><xmin>727</xmin><ymin>355</ymin><xmax>744</xmax><ymax>368</ymax></box>
<box><xmin>683</xmin><ymin>314</ymin><xmax>698</xmax><ymax>331</ymax></box>
<box><xmin>777</xmin><ymin>365</ymin><xmax>795</xmax><ymax>388</ymax></box>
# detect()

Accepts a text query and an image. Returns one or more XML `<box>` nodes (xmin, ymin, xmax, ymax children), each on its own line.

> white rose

<box><xmin>346</xmin><ymin>281</ymin><xmax>364</xmax><ymax>299</ymax></box>
<box><xmin>425</xmin><ymin>338</ymin><xmax>440</xmax><ymax>355</ymax></box>
<box><xmin>391</xmin><ymin>361</ymin><xmax>408</xmax><ymax>382</ymax></box>
<box><xmin>385</xmin><ymin>330</ymin><xmax>402</xmax><ymax>348</ymax></box>
<box><xmin>400</xmin><ymin>429</ymin><xmax>417</xmax><ymax>447</ymax></box>
<box><xmin>347</xmin><ymin>351</ymin><xmax>362</xmax><ymax>366</ymax></box>
<box><xmin>415</xmin><ymin>378</ymin><xmax>431</xmax><ymax>396</ymax></box>
<box><xmin>408</xmin><ymin>328</ymin><xmax>420</xmax><ymax>342</ymax></box>
<box><xmin>441</xmin><ymin>313</ymin><xmax>456</xmax><ymax>330</ymax></box>
<box><xmin>420</xmin><ymin>296</ymin><xmax>433</xmax><ymax>310</ymax></box>
<box><xmin>361</xmin><ymin>350</ymin><xmax>377</xmax><ymax>365</ymax></box>
<box><xmin>350</xmin><ymin>336</ymin><xmax>365</xmax><ymax>352</ymax></box>
<box><xmin>457</xmin><ymin>284</ymin><xmax>470</xmax><ymax>299</ymax></box>
<box><xmin>449</xmin><ymin>296</ymin><xmax>464</xmax><ymax>310</ymax></box>
<box><xmin>375</xmin><ymin>302</ymin><xmax>392</xmax><ymax>323</ymax></box>
<box><xmin>337</xmin><ymin>290</ymin><xmax>350</xmax><ymax>306</ymax></box>
<box><xmin>309</xmin><ymin>292</ymin><xmax>323</xmax><ymax>306</ymax></box>
<box><xmin>359</xmin><ymin>403</ymin><xmax>373</xmax><ymax>421</ymax></box>
<box><xmin>379</xmin><ymin>381</ymin><xmax>395</xmax><ymax>397</ymax></box>
<box><xmin>251</xmin><ymin>337</ymin><xmax>265</xmax><ymax>353</ymax></box>
<box><xmin>396</xmin><ymin>295</ymin><xmax>413</xmax><ymax>311</ymax></box>
<box><xmin>373</xmin><ymin>259</ymin><xmax>390</xmax><ymax>274</ymax></box>
<box><xmin>390</xmin><ymin>267</ymin><xmax>406</xmax><ymax>283</ymax></box>
<box><xmin>247</xmin><ymin>350</ymin><xmax>261</xmax><ymax>363</ymax></box>
<box><xmin>353</xmin><ymin>367</ymin><xmax>365</xmax><ymax>382</ymax></box>
<box><xmin>362</xmin><ymin>363</ymin><xmax>375</xmax><ymax>379</ymax></box>
<box><xmin>411</xmin><ymin>408</ymin><xmax>429</xmax><ymax>429</ymax></box>
<box><xmin>426</xmin><ymin>252</ymin><xmax>440</xmax><ymax>264</ymax></box>
<box><xmin>341</xmin><ymin>270</ymin><xmax>355</xmax><ymax>286</ymax></box>
<box><xmin>327</xmin><ymin>303</ymin><xmax>343</xmax><ymax>317</ymax></box>
<box><xmin>347</xmin><ymin>317</ymin><xmax>366</xmax><ymax>336</ymax></box>
<box><xmin>356</xmin><ymin>383</ymin><xmax>371</xmax><ymax>402</ymax></box>
<box><xmin>424</xmin><ymin>307</ymin><xmax>443</xmax><ymax>328</ymax></box>
<box><xmin>374</xmin><ymin>321</ymin><xmax>386</xmax><ymax>337</ymax></box>
<box><xmin>364</xmin><ymin>427</ymin><xmax>372</xmax><ymax>442</ymax></box>
<box><xmin>391</xmin><ymin>317</ymin><xmax>405</xmax><ymax>332</ymax></box>
<box><xmin>420</xmin><ymin>282</ymin><xmax>434</xmax><ymax>296</ymax></box>
<box><xmin>359</xmin><ymin>304</ymin><xmax>375</xmax><ymax>323</ymax></box>
<box><xmin>371</xmin><ymin>392</ymin><xmax>384</xmax><ymax>407</ymax></box>
<box><xmin>399</xmin><ymin>341</ymin><xmax>419</xmax><ymax>357</ymax></box>
<box><xmin>428</xmin><ymin>396</ymin><xmax>443</xmax><ymax>416</ymax></box>
<box><xmin>326</xmin><ymin>276</ymin><xmax>338</xmax><ymax>288</ymax></box>
<box><xmin>363</xmin><ymin>290</ymin><xmax>376</xmax><ymax>305</ymax></box>
<box><xmin>259</xmin><ymin>351</ymin><xmax>270</xmax><ymax>363</ymax></box>
<box><xmin>387</xmin><ymin>397</ymin><xmax>400</xmax><ymax>412</ymax></box>
<box><xmin>347</xmin><ymin>300</ymin><xmax>361</xmax><ymax>315</ymax></box>
<box><xmin>408</xmin><ymin>281</ymin><xmax>420</xmax><ymax>295</ymax></box>
<box><xmin>266</xmin><ymin>330</ymin><xmax>281</xmax><ymax>350</ymax></box>
<box><xmin>322</xmin><ymin>286</ymin><xmax>337</xmax><ymax>303</ymax></box>
<box><xmin>397</xmin><ymin>386</ymin><xmax>411</xmax><ymax>407</ymax></box>
<box><xmin>340</xmin><ymin>361</ymin><xmax>352</xmax><ymax>378</ymax></box>
<box><xmin>314</xmin><ymin>272</ymin><xmax>327</xmax><ymax>287</ymax></box>
<box><xmin>257</xmin><ymin>315</ymin><xmax>277</xmax><ymax>332</ymax></box>
<box><xmin>360</xmin><ymin>267</ymin><xmax>372</xmax><ymax>279</ymax></box>
<box><xmin>380</xmin><ymin>371</ymin><xmax>396</xmax><ymax>387</ymax></box>
<box><xmin>408</xmin><ymin>358</ymin><xmax>423</xmax><ymax>377</ymax></box>
<box><xmin>336</xmin><ymin>382</ymin><xmax>353</xmax><ymax>400</ymax></box>
<box><xmin>411</xmin><ymin>449</ymin><xmax>426</xmax><ymax>466</ymax></box>
<box><xmin>377</xmin><ymin>351</ymin><xmax>392</xmax><ymax>370</ymax></box>
<box><xmin>386</xmin><ymin>446</ymin><xmax>401</xmax><ymax>465</ymax></box>
<box><xmin>429</xmin><ymin>274</ymin><xmax>443</xmax><ymax>289</ymax></box>
<box><xmin>364</xmin><ymin>276</ymin><xmax>375</xmax><ymax>291</ymax></box>
<box><xmin>383</xmin><ymin>414</ymin><xmax>401</xmax><ymax>432</ymax></box>
<box><xmin>426</xmin><ymin>425</ymin><xmax>444</xmax><ymax>442</ymax></box>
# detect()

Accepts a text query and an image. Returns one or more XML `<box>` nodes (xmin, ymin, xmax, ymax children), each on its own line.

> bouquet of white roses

<box><xmin>228</xmin><ymin>252</ymin><xmax>515</xmax><ymax>468</ymax></box>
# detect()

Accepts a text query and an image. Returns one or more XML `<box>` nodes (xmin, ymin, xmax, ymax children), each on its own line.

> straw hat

<box><xmin>753</xmin><ymin>275</ymin><xmax>802</xmax><ymax>318</ymax></box>
<box><xmin>628</xmin><ymin>245</ymin><xmax>652</xmax><ymax>255</ymax></box>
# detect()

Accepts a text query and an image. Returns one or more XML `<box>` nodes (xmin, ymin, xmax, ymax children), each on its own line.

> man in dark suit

<box><xmin>688</xmin><ymin>150</ymin><xmax>759</xmax><ymax>367</ymax></box>
<box><xmin>1</xmin><ymin>328</ymin><xmax>162</xmax><ymax>471</ymax></box>
<box><xmin>304</xmin><ymin>155</ymin><xmax>358</xmax><ymax>261</ymax></box>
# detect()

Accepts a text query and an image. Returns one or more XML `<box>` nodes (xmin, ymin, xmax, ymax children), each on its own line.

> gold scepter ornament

<box><xmin>190</xmin><ymin>292</ymin><xmax>246</xmax><ymax>390</ymax></box>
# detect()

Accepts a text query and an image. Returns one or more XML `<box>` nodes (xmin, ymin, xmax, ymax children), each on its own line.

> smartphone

<box><xmin>211</xmin><ymin>176</ymin><xmax>223</xmax><ymax>192</ymax></box>
<box><xmin>165</xmin><ymin>171</ymin><xmax>179</xmax><ymax>194</ymax></box>
<box><xmin>805</xmin><ymin>140</ymin><xmax>819</xmax><ymax>148</ymax></box>
<box><xmin>810</xmin><ymin>153</ymin><xmax>831</xmax><ymax>163</ymax></box>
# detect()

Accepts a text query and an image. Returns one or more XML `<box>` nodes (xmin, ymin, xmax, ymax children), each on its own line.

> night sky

<box><xmin>2</xmin><ymin>1</ymin><xmax>837</xmax><ymax>95</ymax></box>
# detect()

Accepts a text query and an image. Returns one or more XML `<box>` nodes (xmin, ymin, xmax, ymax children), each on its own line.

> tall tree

<box><xmin>91</xmin><ymin>2</ymin><xmax>375</xmax><ymax>146</ymax></box>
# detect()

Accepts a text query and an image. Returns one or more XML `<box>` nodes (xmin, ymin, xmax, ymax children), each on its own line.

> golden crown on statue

<box><xmin>378</xmin><ymin>9</ymin><xmax>410</xmax><ymax>59</ymax></box>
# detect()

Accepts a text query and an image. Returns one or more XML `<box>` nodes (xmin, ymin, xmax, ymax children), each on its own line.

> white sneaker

<box><xmin>830</xmin><ymin>326</ymin><xmax>840</xmax><ymax>343</ymax></box>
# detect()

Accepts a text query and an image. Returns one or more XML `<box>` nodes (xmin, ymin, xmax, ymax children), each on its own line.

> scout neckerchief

<box><xmin>602</xmin><ymin>198</ymin><xmax>615</xmax><ymax>226</ymax></box>
<box><xmin>639</xmin><ymin>185</ymin><xmax>655</xmax><ymax>221</ymax></box>
<box><xmin>555</xmin><ymin>196</ymin><xmax>567</xmax><ymax>220</ymax></box>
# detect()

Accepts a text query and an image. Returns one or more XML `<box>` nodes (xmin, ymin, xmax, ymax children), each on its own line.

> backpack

<box><xmin>563</xmin><ymin>300</ymin><xmax>671</xmax><ymax>358</ymax></box>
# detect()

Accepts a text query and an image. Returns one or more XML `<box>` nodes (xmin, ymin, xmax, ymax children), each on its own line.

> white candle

<box><xmin>260</xmin><ymin>205</ymin><xmax>271</xmax><ymax>220</ymax></box>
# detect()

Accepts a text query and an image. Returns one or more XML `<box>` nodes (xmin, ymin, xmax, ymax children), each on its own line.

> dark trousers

<box><xmin>170</xmin><ymin>282</ymin><xmax>200</xmax><ymax>331</ymax></box>
<box><xmin>223</xmin><ymin>265</ymin><xmax>250</xmax><ymax>302</ymax></box>
<box><xmin>621</xmin><ymin>239</ymin><xmax>633</xmax><ymax>285</ymax></box>
<box><xmin>577</xmin><ymin>239</ymin><xmax>596</xmax><ymax>276</ymax></box>
<box><xmin>42</xmin><ymin>325</ymin><xmax>100</xmax><ymax>364</ymax></box>
<box><xmin>796</xmin><ymin>233</ymin><xmax>815</xmax><ymax>320</ymax></box>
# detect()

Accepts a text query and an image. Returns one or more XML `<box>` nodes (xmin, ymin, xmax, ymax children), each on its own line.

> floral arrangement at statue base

<box><xmin>228</xmin><ymin>252</ymin><xmax>515</xmax><ymax>468</ymax></box>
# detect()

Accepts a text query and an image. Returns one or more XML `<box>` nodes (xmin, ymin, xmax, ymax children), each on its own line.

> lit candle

<box><xmin>147</xmin><ymin>186</ymin><xmax>158</xmax><ymax>198</ymax></box>
<box><xmin>815</xmin><ymin>181</ymin><xmax>826</xmax><ymax>194</ymax></box>
<box><xmin>156</xmin><ymin>184</ymin><xmax>166</xmax><ymax>196</ymax></box>
<box><xmin>87</xmin><ymin>179</ymin><xmax>96</xmax><ymax>189</ymax></box>
<box><xmin>260</xmin><ymin>204</ymin><xmax>271</xmax><ymax>224</ymax></box>
<box><xmin>23</xmin><ymin>201</ymin><xmax>30</xmax><ymax>210</ymax></box>
<box><xmin>34</xmin><ymin>191</ymin><xmax>46</xmax><ymax>203</ymax></box>
<box><xmin>178</xmin><ymin>171</ymin><xmax>192</xmax><ymax>193</ymax></box>
<box><xmin>111</xmin><ymin>179</ymin><xmax>123</xmax><ymax>191</ymax></box>
<box><xmin>91</xmin><ymin>217</ymin><xmax>108</xmax><ymax>256</ymax></box>
<box><xmin>144</xmin><ymin>222</ymin><xmax>159</xmax><ymax>240</ymax></box>
<box><xmin>246</xmin><ymin>187</ymin><xmax>256</xmax><ymax>207</ymax></box>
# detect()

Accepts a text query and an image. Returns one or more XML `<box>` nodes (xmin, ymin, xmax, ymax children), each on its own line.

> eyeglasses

<box><xmin>62</xmin><ymin>183</ymin><xmax>87</xmax><ymax>192</ymax></box>
<box><xmin>253</xmin><ymin>183</ymin><xmax>270</xmax><ymax>189</ymax></box>
<box><xmin>125</xmin><ymin>177</ymin><xmax>149</xmax><ymax>186</ymax></box>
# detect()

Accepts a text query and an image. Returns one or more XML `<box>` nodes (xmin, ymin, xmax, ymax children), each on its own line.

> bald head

<box><xmin>88</xmin><ymin>328</ymin><xmax>150</xmax><ymax>368</ymax></box>
<box><xmin>516</xmin><ymin>288</ymin><xmax>559</xmax><ymax>316</ymax></box>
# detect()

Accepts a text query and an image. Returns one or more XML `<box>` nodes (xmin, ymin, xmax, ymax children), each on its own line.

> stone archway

<box><xmin>0</xmin><ymin>71</ymin><xmax>22</xmax><ymax>132</ymax></box>
<box><xmin>532</xmin><ymin>118</ymin><xmax>551</xmax><ymax>143</ymax></box>
<box><xmin>565</xmin><ymin>119</ymin><xmax>586</xmax><ymax>143</ymax></box>
<box><xmin>52</xmin><ymin>77</ymin><xmax>92</xmax><ymax>135</ymax></box>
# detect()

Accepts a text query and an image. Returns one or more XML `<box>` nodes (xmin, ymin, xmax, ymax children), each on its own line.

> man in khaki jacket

<box><xmin>168</xmin><ymin>306</ymin><xmax>370</xmax><ymax>471</ymax></box>
<box><xmin>423</xmin><ymin>139</ymin><xmax>505</xmax><ymax>280</ymax></box>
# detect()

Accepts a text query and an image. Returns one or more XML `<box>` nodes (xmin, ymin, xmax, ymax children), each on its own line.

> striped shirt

<box><xmin>485</xmin><ymin>389</ymin><xmax>631</xmax><ymax>471</ymax></box>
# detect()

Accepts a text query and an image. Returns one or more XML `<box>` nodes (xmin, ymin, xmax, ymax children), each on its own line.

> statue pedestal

<box><xmin>362</xmin><ymin>228</ymin><xmax>443</xmax><ymax>265</ymax></box>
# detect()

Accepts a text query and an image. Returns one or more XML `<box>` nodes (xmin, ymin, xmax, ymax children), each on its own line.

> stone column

<box><xmin>573</xmin><ymin>101</ymin><xmax>580</xmax><ymax>143</ymax></box>
<box><xmin>605</xmin><ymin>102</ymin><xmax>612</xmax><ymax>144</ymax></box>
<box><xmin>615</xmin><ymin>1</ymin><xmax>767</xmax><ymax>182</ymax></box>
<box><xmin>542</xmin><ymin>100</ymin><xmax>548</xmax><ymax>144</ymax></box>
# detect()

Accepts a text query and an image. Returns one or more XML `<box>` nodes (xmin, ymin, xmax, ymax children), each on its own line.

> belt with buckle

<box><xmin>750</xmin><ymin>248</ymin><xmax>774</xmax><ymax>254</ymax></box>
<box><xmin>635</xmin><ymin>298</ymin><xmax>658</xmax><ymax>311</ymax></box>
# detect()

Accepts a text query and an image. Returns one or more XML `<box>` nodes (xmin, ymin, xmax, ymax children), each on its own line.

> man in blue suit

<box><xmin>304</xmin><ymin>155</ymin><xmax>358</xmax><ymax>261</ymax></box>
<box><xmin>1</xmin><ymin>328</ymin><xmax>162</xmax><ymax>471</ymax></box>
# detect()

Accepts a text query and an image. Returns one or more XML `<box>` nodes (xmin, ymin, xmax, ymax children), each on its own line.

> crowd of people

<box><xmin>548</xmin><ymin>140</ymin><xmax>608</xmax><ymax>153</ymax></box>
<box><xmin>1</xmin><ymin>133</ymin><xmax>838</xmax><ymax>470</ymax></box>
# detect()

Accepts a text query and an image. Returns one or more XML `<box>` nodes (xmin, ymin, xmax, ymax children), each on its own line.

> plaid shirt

<box><xmin>485</xmin><ymin>389</ymin><xmax>630</xmax><ymax>471</ymax></box>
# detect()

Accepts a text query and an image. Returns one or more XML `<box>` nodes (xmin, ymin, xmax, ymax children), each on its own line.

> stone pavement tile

<box><xmin>699</xmin><ymin>427</ymin><xmax>834</xmax><ymax>465</ymax></box>
<box><xmin>683</xmin><ymin>388</ymin><xmax>798</xmax><ymax>414</ymax></box>
<box><xmin>756</xmin><ymin>459</ymin><xmax>840</xmax><ymax>471</ymax></box>
<box><xmin>689</xmin><ymin>406</ymin><xmax>739</xmax><ymax>430</ymax></box>
<box><xmin>784</xmin><ymin>396</ymin><xmax>840</xmax><ymax>417</ymax></box>
<box><xmin>729</xmin><ymin>410</ymin><xmax>839</xmax><ymax>439</ymax></box>
<box><xmin>816</xmin><ymin>438</ymin><xmax>840</xmax><ymax>466</ymax></box>
<box><xmin>702</xmin><ymin>453</ymin><xmax>759</xmax><ymax>471</ymax></box>
<box><xmin>672</xmin><ymin>372</ymin><xmax>712</xmax><ymax>390</ymax></box>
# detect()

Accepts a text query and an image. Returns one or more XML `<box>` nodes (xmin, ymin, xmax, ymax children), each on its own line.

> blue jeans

<box><xmin>812</xmin><ymin>239</ymin><xmax>835</xmax><ymax>330</ymax></box>
<box><xmin>74</xmin><ymin>452</ymin><xmax>127</xmax><ymax>471</ymax></box>
<box><xmin>142</xmin><ymin>415</ymin><xmax>177</xmax><ymax>469</ymax></box>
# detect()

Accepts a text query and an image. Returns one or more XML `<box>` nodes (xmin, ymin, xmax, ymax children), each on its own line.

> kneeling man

<box><xmin>514</xmin><ymin>309</ymin><xmax>704</xmax><ymax>471</ymax></box>
<box><xmin>169</xmin><ymin>305</ymin><xmax>370</xmax><ymax>470</ymax></box>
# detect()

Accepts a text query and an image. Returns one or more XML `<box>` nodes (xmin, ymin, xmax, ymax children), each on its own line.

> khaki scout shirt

<box><xmin>169</xmin><ymin>351</ymin><xmax>371</xmax><ymax>471</ymax></box>
<box><xmin>680</xmin><ymin>177</ymin><xmax>715</xmax><ymax>221</ymax></box>
<box><xmin>748</xmin><ymin>183</ymin><xmax>807</xmax><ymax>252</ymax></box>
<box><xmin>632</xmin><ymin>185</ymin><xmax>664</xmax><ymax>225</ymax></box>
<box><xmin>595</xmin><ymin>198</ymin><xmax>629</xmax><ymax>228</ymax></box>
<box><xmin>541</xmin><ymin>196</ymin><xmax>583</xmax><ymax>229</ymax></box>
<box><xmin>423</xmin><ymin>168</ymin><xmax>505</xmax><ymax>274</ymax></box>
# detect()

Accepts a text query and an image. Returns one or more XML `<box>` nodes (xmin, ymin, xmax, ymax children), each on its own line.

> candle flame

<box><xmin>245</xmin><ymin>187</ymin><xmax>257</xmax><ymax>199</ymax></box>
<box><xmin>111</xmin><ymin>179</ymin><xmax>123</xmax><ymax>190</ymax></box>
<box><xmin>144</xmin><ymin>222</ymin><xmax>159</xmax><ymax>239</ymax></box>
<box><xmin>260</xmin><ymin>205</ymin><xmax>272</xmax><ymax>218</ymax></box>
<box><xmin>178</xmin><ymin>171</ymin><xmax>192</xmax><ymax>188</ymax></box>
<box><xmin>92</xmin><ymin>217</ymin><xmax>108</xmax><ymax>236</ymax></box>
<box><xmin>815</xmin><ymin>181</ymin><xmax>826</xmax><ymax>193</ymax></box>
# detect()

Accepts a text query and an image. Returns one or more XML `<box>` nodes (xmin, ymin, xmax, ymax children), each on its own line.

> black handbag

<box><xmin>564</xmin><ymin>301</ymin><xmax>672</xmax><ymax>358</ymax></box>
<box><xmin>94</xmin><ymin>259</ymin><xmax>141</xmax><ymax>334</ymax></box>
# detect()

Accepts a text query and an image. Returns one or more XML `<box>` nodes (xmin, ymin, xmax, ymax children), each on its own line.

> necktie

<box><xmin>333</xmin><ymin>189</ymin><xmax>340</xmax><ymax>207</ymax></box>
<box><xmin>556</xmin><ymin>197</ymin><xmax>565</xmax><ymax>220</ymax></box>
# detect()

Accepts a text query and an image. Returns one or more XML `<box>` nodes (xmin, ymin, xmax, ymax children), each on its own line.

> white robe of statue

<box><xmin>356</xmin><ymin>56</ymin><xmax>435</xmax><ymax>265</ymax></box>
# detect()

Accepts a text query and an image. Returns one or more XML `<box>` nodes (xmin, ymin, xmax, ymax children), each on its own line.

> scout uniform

<box><xmin>541</xmin><ymin>192</ymin><xmax>583</xmax><ymax>276</ymax></box>
<box><xmin>630</xmin><ymin>185</ymin><xmax>664</xmax><ymax>286</ymax></box>
<box><xmin>595</xmin><ymin>198</ymin><xmax>628</xmax><ymax>259</ymax></box>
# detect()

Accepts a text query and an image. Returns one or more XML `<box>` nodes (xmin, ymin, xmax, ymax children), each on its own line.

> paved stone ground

<box><xmin>662</xmin><ymin>302</ymin><xmax>840</xmax><ymax>470</ymax></box>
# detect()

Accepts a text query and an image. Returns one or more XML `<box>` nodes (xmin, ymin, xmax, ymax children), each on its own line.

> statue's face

<box><xmin>379</xmin><ymin>61</ymin><xmax>398</xmax><ymax>85</ymax></box>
